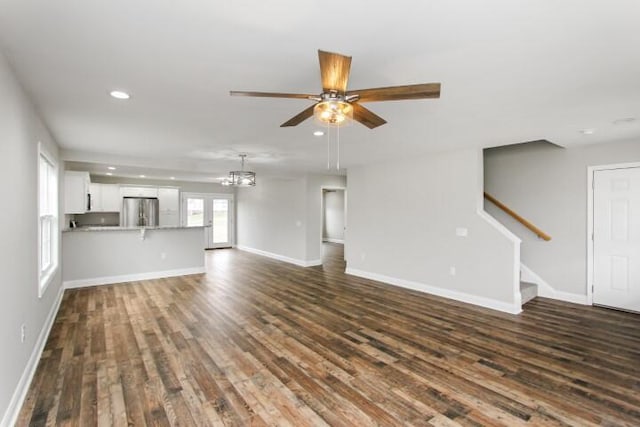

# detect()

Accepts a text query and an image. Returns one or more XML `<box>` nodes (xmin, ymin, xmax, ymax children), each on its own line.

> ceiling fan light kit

<box><xmin>230</xmin><ymin>49</ymin><xmax>441</xmax><ymax>129</ymax></box>
<box><xmin>221</xmin><ymin>154</ymin><xmax>256</xmax><ymax>187</ymax></box>
<box><xmin>314</xmin><ymin>96</ymin><xmax>353</xmax><ymax>126</ymax></box>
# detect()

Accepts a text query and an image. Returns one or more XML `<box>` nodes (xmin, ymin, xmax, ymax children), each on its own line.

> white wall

<box><xmin>346</xmin><ymin>148</ymin><xmax>521</xmax><ymax>312</ymax></box>
<box><xmin>323</xmin><ymin>190</ymin><xmax>345</xmax><ymax>242</ymax></box>
<box><xmin>484</xmin><ymin>139</ymin><xmax>640</xmax><ymax>296</ymax></box>
<box><xmin>305</xmin><ymin>175</ymin><xmax>347</xmax><ymax>262</ymax></box>
<box><xmin>62</xmin><ymin>228</ymin><xmax>205</xmax><ymax>285</ymax></box>
<box><xmin>0</xmin><ymin>52</ymin><xmax>64</xmax><ymax>425</ymax></box>
<box><xmin>236</xmin><ymin>177</ymin><xmax>307</xmax><ymax>262</ymax></box>
<box><xmin>235</xmin><ymin>174</ymin><xmax>347</xmax><ymax>265</ymax></box>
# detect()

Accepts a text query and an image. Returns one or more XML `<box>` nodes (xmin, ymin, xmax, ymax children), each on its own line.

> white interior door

<box><xmin>183</xmin><ymin>193</ymin><xmax>233</xmax><ymax>249</ymax></box>
<box><xmin>593</xmin><ymin>167</ymin><xmax>640</xmax><ymax>312</ymax></box>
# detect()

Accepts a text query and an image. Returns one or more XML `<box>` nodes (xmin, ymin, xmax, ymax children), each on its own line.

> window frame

<box><xmin>37</xmin><ymin>142</ymin><xmax>58</xmax><ymax>298</ymax></box>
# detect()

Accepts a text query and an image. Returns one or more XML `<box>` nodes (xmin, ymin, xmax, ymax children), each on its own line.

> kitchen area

<box><xmin>62</xmin><ymin>170</ymin><xmax>234</xmax><ymax>288</ymax></box>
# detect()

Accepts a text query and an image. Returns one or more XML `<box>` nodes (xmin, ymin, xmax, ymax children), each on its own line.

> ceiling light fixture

<box><xmin>106</xmin><ymin>172</ymin><xmax>113</xmax><ymax>176</ymax></box>
<box><xmin>313</xmin><ymin>130</ymin><xmax>325</xmax><ymax>136</ymax></box>
<box><xmin>109</xmin><ymin>90</ymin><xmax>130</xmax><ymax>100</ymax></box>
<box><xmin>139</xmin><ymin>174</ymin><xmax>146</xmax><ymax>178</ymax></box>
<box><xmin>313</xmin><ymin>93</ymin><xmax>353</xmax><ymax>126</ymax></box>
<box><xmin>108</xmin><ymin>166</ymin><xmax>116</xmax><ymax>170</ymax></box>
<box><xmin>221</xmin><ymin>154</ymin><xmax>256</xmax><ymax>187</ymax></box>
<box><xmin>580</xmin><ymin>128</ymin><xmax>596</xmax><ymax>135</ymax></box>
<box><xmin>169</xmin><ymin>176</ymin><xmax>176</xmax><ymax>180</ymax></box>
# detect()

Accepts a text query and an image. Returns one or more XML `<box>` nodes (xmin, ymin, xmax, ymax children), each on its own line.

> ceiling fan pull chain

<box><xmin>337</xmin><ymin>125</ymin><xmax>340</xmax><ymax>170</ymax></box>
<box><xmin>326</xmin><ymin>123</ymin><xmax>330</xmax><ymax>169</ymax></box>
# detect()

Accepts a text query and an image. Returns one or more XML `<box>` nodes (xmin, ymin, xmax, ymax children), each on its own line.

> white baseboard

<box><xmin>549</xmin><ymin>290</ymin><xmax>589</xmax><ymax>305</ymax></box>
<box><xmin>345</xmin><ymin>267</ymin><xmax>522</xmax><ymax>315</ymax></box>
<box><xmin>63</xmin><ymin>266</ymin><xmax>206</xmax><ymax>289</ymax></box>
<box><xmin>323</xmin><ymin>238</ymin><xmax>344</xmax><ymax>244</ymax></box>
<box><xmin>520</xmin><ymin>263</ymin><xmax>588</xmax><ymax>305</ymax></box>
<box><xmin>236</xmin><ymin>245</ymin><xmax>321</xmax><ymax>267</ymax></box>
<box><xmin>1</xmin><ymin>284</ymin><xmax>65</xmax><ymax>427</ymax></box>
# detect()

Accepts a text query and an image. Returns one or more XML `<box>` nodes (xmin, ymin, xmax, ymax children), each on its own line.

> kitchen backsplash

<box><xmin>72</xmin><ymin>212</ymin><xmax>120</xmax><ymax>227</ymax></box>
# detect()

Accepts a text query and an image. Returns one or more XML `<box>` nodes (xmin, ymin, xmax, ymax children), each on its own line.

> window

<box><xmin>186</xmin><ymin>197</ymin><xmax>204</xmax><ymax>227</ymax></box>
<box><xmin>38</xmin><ymin>143</ymin><xmax>58</xmax><ymax>297</ymax></box>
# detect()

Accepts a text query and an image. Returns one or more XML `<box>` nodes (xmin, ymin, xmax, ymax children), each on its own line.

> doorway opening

<box><xmin>182</xmin><ymin>192</ymin><xmax>234</xmax><ymax>249</ymax></box>
<box><xmin>321</xmin><ymin>187</ymin><xmax>346</xmax><ymax>262</ymax></box>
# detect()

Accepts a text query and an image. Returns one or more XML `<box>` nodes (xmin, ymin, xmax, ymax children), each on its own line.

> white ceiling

<box><xmin>1</xmin><ymin>1</ymin><xmax>639</xmax><ymax>181</ymax></box>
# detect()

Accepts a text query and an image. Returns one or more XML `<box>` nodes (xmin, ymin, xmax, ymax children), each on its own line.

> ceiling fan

<box><xmin>230</xmin><ymin>50</ymin><xmax>441</xmax><ymax>129</ymax></box>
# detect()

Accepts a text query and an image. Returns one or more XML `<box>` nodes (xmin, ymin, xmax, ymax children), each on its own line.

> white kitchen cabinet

<box><xmin>101</xmin><ymin>184</ymin><xmax>121</xmax><ymax>212</ymax></box>
<box><xmin>64</xmin><ymin>171</ymin><xmax>90</xmax><ymax>214</ymax></box>
<box><xmin>159</xmin><ymin>211</ymin><xmax>179</xmax><ymax>227</ymax></box>
<box><xmin>158</xmin><ymin>187</ymin><xmax>180</xmax><ymax>226</ymax></box>
<box><xmin>158</xmin><ymin>188</ymin><xmax>179</xmax><ymax>211</ymax></box>
<box><xmin>89</xmin><ymin>183</ymin><xmax>121</xmax><ymax>212</ymax></box>
<box><xmin>89</xmin><ymin>183</ymin><xmax>102</xmax><ymax>212</ymax></box>
<box><xmin>120</xmin><ymin>186</ymin><xmax>158</xmax><ymax>198</ymax></box>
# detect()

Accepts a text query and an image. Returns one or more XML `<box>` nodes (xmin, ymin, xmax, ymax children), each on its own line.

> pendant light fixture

<box><xmin>221</xmin><ymin>154</ymin><xmax>256</xmax><ymax>187</ymax></box>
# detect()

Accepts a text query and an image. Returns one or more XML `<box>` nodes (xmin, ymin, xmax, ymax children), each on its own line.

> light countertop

<box><xmin>63</xmin><ymin>225</ymin><xmax>208</xmax><ymax>232</ymax></box>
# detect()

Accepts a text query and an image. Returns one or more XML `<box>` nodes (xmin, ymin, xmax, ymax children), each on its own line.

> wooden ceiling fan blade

<box><xmin>318</xmin><ymin>50</ymin><xmax>352</xmax><ymax>93</ymax></box>
<box><xmin>352</xmin><ymin>103</ymin><xmax>387</xmax><ymax>129</ymax></box>
<box><xmin>347</xmin><ymin>83</ymin><xmax>441</xmax><ymax>102</ymax></box>
<box><xmin>280</xmin><ymin>104</ymin><xmax>316</xmax><ymax>127</ymax></box>
<box><xmin>230</xmin><ymin>91</ymin><xmax>316</xmax><ymax>99</ymax></box>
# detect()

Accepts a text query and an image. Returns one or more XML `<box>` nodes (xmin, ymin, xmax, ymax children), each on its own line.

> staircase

<box><xmin>483</xmin><ymin>192</ymin><xmax>550</xmax><ymax>308</ymax></box>
<box><xmin>520</xmin><ymin>281</ymin><xmax>538</xmax><ymax>304</ymax></box>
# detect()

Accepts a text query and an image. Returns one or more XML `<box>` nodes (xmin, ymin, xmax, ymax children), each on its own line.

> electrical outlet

<box><xmin>20</xmin><ymin>324</ymin><xmax>26</xmax><ymax>343</ymax></box>
<box><xmin>100</xmin><ymin>217</ymin><xmax>105</xmax><ymax>224</ymax></box>
<box><xmin>449</xmin><ymin>266</ymin><xmax>456</xmax><ymax>276</ymax></box>
<box><xmin>160</xmin><ymin>252</ymin><xmax>167</xmax><ymax>260</ymax></box>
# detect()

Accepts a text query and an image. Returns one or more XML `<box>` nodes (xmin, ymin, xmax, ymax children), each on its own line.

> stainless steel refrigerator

<box><xmin>121</xmin><ymin>197</ymin><xmax>159</xmax><ymax>227</ymax></box>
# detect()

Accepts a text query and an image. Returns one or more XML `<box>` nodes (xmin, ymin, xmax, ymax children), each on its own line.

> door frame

<box><xmin>181</xmin><ymin>192</ymin><xmax>235</xmax><ymax>248</ymax></box>
<box><xmin>587</xmin><ymin>161</ymin><xmax>640</xmax><ymax>306</ymax></box>
<box><xmin>320</xmin><ymin>186</ymin><xmax>347</xmax><ymax>260</ymax></box>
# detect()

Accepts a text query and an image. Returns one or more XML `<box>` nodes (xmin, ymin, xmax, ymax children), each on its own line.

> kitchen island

<box><xmin>62</xmin><ymin>226</ymin><xmax>207</xmax><ymax>288</ymax></box>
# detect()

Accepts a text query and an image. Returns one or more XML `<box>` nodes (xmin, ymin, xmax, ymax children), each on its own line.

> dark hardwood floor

<box><xmin>18</xmin><ymin>243</ymin><xmax>640</xmax><ymax>426</ymax></box>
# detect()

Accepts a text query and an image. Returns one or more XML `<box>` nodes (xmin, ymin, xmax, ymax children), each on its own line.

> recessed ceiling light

<box><xmin>580</xmin><ymin>128</ymin><xmax>596</xmax><ymax>135</ymax></box>
<box><xmin>107</xmin><ymin>166</ymin><xmax>116</xmax><ymax>170</ymax></box>
<box><xmin>106</xmin><ymin>172</ymin><xmax>113</xmax><ymax>176</ymax></box>
<box><xmin>313</xmin><ymin>130</ymin><xmax>325</xmax><ymax>136</ymax></box>
<box><xmin>109</xmin><ymin>90</ymin><xmax>130</xmax><ymax>100</ymax></box>
<box><xmin>613</xmin><ymin>117</ymin><xmax>637</xmax><ymax>125</ymax></box>
<box><xmin>139</xmin><ymin>174</ymin><xmax>146</xmax><ymax>178</ymax></box>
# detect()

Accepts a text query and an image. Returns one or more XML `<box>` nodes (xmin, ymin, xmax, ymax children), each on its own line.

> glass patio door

<box><xmin>183</xmin><ymin>193</ymin><xmax>233</xmax><ymax>249</ymax></box>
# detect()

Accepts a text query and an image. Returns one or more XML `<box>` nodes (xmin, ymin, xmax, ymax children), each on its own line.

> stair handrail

<box><xmin>483</xmin><ymin>192</ymin><xmax>552</xmax><ymax>241</ymax></box>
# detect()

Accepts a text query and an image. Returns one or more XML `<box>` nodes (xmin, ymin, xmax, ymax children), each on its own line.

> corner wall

<box><xmin>236</xmin><ymin>177</ymin><xmax>308</xmax><ymax>264</ymax></box>
<box><xmin>484</xmin><ymin>139</ymin><xmax>640</xmax><ymax>297</ymax></box>
<box><xmin>0</xmin><ymin>52</ymin><xmax>64</xmax><ymax>425</ymax></box>
<box><xmin>235</xmin><ymin>174</ymin><xmax>346</xmax><ymax>266</ymax></box>
<box><xmin>346</xmin><ymin>148</ymin><xmax>521</xmax><ymax>313</ymax></box>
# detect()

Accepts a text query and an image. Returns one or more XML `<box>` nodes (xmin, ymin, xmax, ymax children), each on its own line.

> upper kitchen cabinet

<box><xmin>101</xmin><ymin>184</ymin><xmax>121</xmax><ymax>211</ymax></box>
<box><xmin>158</xmin><ymin>188</ymin><xmax>179</xmax><ymax>211</ymax></box>
<box><xmin>120</xmin><ymin>186</ymin><xmax>158</xmax><ymax>198</ymax></box>
<box><xmin>89</xmin><ymin>183</ymin><xmax>120</xmax><ymax>212</ymax></box>
<box><xmin>64</xmin><ymin>171</ymin><xmax>90</xmax><ymax>214</ymax></box>
<box><xmin>158</xmin><ymin>187</ymin><xmax>180</xmax><ymax>226</ymax></box>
